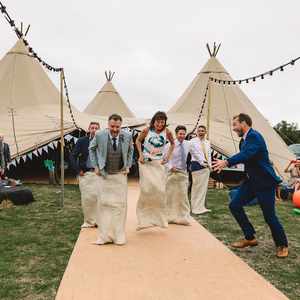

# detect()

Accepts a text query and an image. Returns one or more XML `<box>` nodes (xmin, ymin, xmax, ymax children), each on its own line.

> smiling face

<box><xmin>154</xmin><ymin>119</ymin><xmax>166</xmax><ymax>132</ymax></box>
<box><xmin>176</xmin><ymin>129</ymin><xmax>186</xmax><ymax>143</ymax></box>
<box><xmin>197</xmin><ymin>126</ymin><xmax>206</xmax><ymax>139</ymax></box>
<box><xmin>108</xmin><ymin>119</ymin><xmax>122</xmax><ymax>137</ymax></box>
<box><xmin>232</xmin><ymin>117</ymin><xmax>247</xmax><ymax>137</ymax></box>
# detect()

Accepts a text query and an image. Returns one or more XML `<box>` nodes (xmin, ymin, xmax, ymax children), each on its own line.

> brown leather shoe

<box><xmin>276</xmin><ymin>246</ymin><xmax>289</xmax><ymax>258</ymax></box>
<box><xmin>231</xmin><ymin>238</ymin><xmax>258</xmax><ymax>249</ymax></box>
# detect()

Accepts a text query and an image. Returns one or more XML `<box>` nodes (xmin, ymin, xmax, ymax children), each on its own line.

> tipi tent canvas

<box><xmin>0</xmin><ymin>39</ymin><xmax>78</xmax><ymax>158</ymax></box>
<box><xmin>168</xmin><ymin>43</ymin><xmax>294</xmax><ymax>180</ymax></box>
<box><xmin>0</xmin><ymin>40</ymin><xmax>144</xmax><ymax>160</ymax></box>
<box><xmin>84</xmin><ymin>71</ymin><xmax>135</xmax><ymax>118</ymax></box>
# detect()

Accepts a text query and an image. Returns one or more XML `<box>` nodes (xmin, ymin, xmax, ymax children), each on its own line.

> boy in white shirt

<box><xmin>165</xmin><ymin>125</ymin><xmax>192</xmax><ymax>225</ymax></box>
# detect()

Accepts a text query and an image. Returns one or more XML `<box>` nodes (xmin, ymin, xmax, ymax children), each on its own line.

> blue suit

<box><xmin>227</xmin><ymin>128</ymin><xmax>288</xmax><ymax>247</ymax></box>
<box><xmin>70</xmin><ymin>136</ymin><xmax>93</xmax><ymax>175</ymax></box>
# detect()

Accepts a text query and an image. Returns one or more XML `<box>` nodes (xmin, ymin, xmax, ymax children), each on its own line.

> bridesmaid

<box><xmin>136</xmin><ymin>111</ymin><xmax>175</xmax><ymax>230</ymax></box>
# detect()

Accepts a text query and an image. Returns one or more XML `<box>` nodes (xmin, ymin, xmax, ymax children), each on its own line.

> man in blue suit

<box><xmin>213</xmin><ymin>113</ymin><xmax>288</xmax><ymax>258</ymax></box>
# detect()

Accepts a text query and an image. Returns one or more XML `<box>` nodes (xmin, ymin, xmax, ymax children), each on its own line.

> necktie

<box><xmin>112</xmin><ymin>137</ymin><xmax>117</xmax><ymax>151</ymax></box>
<box><xmin>179</xmin><ymin>142</ymin><xmax>186</xmax><ymax>170</ymax></box>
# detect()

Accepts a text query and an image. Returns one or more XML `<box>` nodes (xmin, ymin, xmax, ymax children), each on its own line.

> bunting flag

<box><xmin>48</xmin><ymin>142</ymin><xmax>55</xmax><ymax>150</ymax></box>
<box><xmin>64</xmin><ymin>134</ymin><xmax>73</xmax><ymax>142</ymax></box>
<box><xmin>43</xmin><ymin>145</ymin><xmax>49</xmax><ymax>153</ymax></box>
<box><xmin>33</xmin><ymin>150</ymin><xmax>39</xmax><ymax>157</ymax></box>
<box><xmin>9</xmin><ymin>135</ymin><xmax>79</xmax><ymax>168</ymax></box>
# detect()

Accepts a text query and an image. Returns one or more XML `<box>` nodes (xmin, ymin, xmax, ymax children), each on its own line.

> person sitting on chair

<box><xmin>285</xmin><ymin>159</ymin><xmax>300</xmax><ymax>193</ymax></box>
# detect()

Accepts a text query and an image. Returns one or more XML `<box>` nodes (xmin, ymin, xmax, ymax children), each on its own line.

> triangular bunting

<box><xmin>43</xmin><ymin>145</ymin><xmax>49</xmax><ymax>153</ymax></box>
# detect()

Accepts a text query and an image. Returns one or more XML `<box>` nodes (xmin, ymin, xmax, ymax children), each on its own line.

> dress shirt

<box><xmin>190</xmin><ymin>137</ymin><xmax>211</xmax><ymax>167</ymax></box>
<box><xmin>165</xmin><ymin>139</ymin><xmax>190</xmax><ymax>171</ymax></box>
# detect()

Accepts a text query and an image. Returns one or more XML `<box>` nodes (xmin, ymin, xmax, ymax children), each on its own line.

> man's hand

<box><xmin>170</xmin><ymin>167</ymin><xmax>177</xmax><ymax>172</ymax></box>
<box><xmin>79</xmin><ymin>170</ymin><xmax>84</xmax><ymax>177</ymax></box>
<box><xmin>94</xmin><ymin>167</ymin><xmax>101</xmax><ymax>176</ymax></box>
<box><xmin>212</xmin><ymin>159</ymin><xmax>228</xmax><ymax>173</ymax></box>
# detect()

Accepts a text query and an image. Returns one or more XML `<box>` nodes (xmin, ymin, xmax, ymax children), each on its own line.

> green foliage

<box><xmin>274</xmin><ymin>120</ymin><xmax>300</xmax><ymax>145</ymax></box>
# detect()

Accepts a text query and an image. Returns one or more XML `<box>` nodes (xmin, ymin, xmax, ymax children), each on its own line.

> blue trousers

<box><xmin>229</xmin><ymin>182</ymin><xmax>288</xmax><ymax>247</ymax></box>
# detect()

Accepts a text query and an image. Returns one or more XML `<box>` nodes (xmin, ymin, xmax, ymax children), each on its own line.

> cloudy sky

<box><xmin>1</xmin><ymin>0</ymin><xmax>299</xmax><ymax>125</ymax></box>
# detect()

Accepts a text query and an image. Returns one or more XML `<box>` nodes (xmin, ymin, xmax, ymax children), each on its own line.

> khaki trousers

<box><xmin>191</xmin><ymin>168</ymin><xmax>210</xmax><ymax>214</ymax></box>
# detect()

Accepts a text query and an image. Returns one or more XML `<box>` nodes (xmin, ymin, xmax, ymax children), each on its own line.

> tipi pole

<box><xmin>206</xmin><ymin>81</ymin><xmax>212</xmax><ymax>139</ymax></box>
<box><xmin>60</xmin><ymin>69</ymin><xmax>65</xmax><ymax>208</ymax></box>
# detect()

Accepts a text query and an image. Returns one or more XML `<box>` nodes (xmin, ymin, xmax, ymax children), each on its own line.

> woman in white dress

<box><xmin>136</xmin><ymin>111</ymin><xmax>175</xmax><ymax>230</ymax></box>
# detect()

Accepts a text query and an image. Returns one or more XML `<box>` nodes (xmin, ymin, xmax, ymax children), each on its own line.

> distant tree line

<box><xmin>274</xmin><ymin>121</ymin><xmax>300</xmax><ymax>145</ymax></box>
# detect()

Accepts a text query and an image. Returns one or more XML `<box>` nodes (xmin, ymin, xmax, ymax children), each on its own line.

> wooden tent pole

<box><xmin>207</xmin><ymin>81</ymin><xmax>211</xmax><ymax>139</ymax></box>
<box><xmin>60</xmin><ymin>69</ymin><xmax>64</xmax><ymax>208</ymax></box>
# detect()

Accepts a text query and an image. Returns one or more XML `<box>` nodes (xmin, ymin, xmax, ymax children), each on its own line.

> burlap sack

<box><xmin>136</xmin><ymin>160</ymin><xmax>168</xmax><ymax>230</ymax></box>
<box><xmin>78</xmin><ymin>171</ymin><xmax>99</xmax><ymax>226</ymax></box>
<box><xmin>96</xmin><ymin>173</ymin><xmax>128</xmax><ymax>245</ymax></box>
<box><xmin>166</xmin><ymin>171</ymin><xmax>191</xmax><ymax>225</ymax></box>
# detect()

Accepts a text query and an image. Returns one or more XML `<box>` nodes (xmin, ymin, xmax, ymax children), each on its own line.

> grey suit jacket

<box><xmin>89</xmin><ymin>129</ymin><xmax>134</xmax><ymax>177</ymax></box>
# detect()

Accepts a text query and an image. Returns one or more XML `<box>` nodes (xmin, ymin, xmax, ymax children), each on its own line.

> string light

<box><xmin>209</xmin><ymin>55</ymin><xmax>300</xmax><ymax>85</ymax></box>
<box><xmin>0</xmin><ymin>0</ymin><xmax>78</xmax><ymax>129</ymax></box>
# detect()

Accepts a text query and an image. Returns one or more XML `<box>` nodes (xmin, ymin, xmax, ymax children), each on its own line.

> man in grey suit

<box><xmin>89</xmin><ymin>114</ymin><xmax>134</xmax><ymax>245</ymax></box>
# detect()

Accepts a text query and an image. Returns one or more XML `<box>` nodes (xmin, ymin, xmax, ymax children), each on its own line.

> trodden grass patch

<box><xmin>194</xmin><ymin>189</ymin><xmax>300</xmax><ymax>300</ymax></box>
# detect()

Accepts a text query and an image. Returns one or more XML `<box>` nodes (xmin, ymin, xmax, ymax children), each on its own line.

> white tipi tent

<box><xmin>84</xmin><ymin>71</ymin><xmax>135</xmax><ymax>118</ymax></box>
<box><xmin>168</xmin><ymin>44</ymin><xmax>294</xmax><ymax>179</ymax></box>
<box><xmin>0</xmin><ymin>40</ymin><xmax>143</xmax><ymax>159</ymax></box>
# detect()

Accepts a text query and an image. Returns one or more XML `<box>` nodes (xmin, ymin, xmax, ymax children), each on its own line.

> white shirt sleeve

<box><xmin>190</xmin><ymin>139</ymin><xmax>203</xmax><ymax>163</ymax></box>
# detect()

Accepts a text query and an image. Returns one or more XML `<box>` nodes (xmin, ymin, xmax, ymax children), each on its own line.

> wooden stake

<box><xmin>60</xmin><ymin>69</ymin><xmax>64</xmax><ymax>208</ymax></box>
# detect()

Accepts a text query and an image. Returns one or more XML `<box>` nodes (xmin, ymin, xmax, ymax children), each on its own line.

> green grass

<box><xmin>194</xmin><ymin>189</ymin><xmax>300</xmax><ymax>300</ymax></box>
<box><xmin>1</xmin><ymin>186</ymin><xmax>299</xmax><ymax>299</ymax></box>
<box><xmin>0</xmin><ymin>185</ymin><xmax>82</xmax><ymax>300</ymax></box>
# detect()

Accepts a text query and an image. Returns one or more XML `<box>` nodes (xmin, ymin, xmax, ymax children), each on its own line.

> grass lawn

<box><xmin>0</xmin><ymin>185</ymin><xmax>299</xmax><ymax>299</ymax></box>
<box><xmin>194</xmin><ymin>189</ymin><xmax>300</xmax><ymax>300</ymax></box>
<box><xmin>0</xmin><ymin>184</ymin><xmax>82</xmax><ymax>300</ymax></box>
